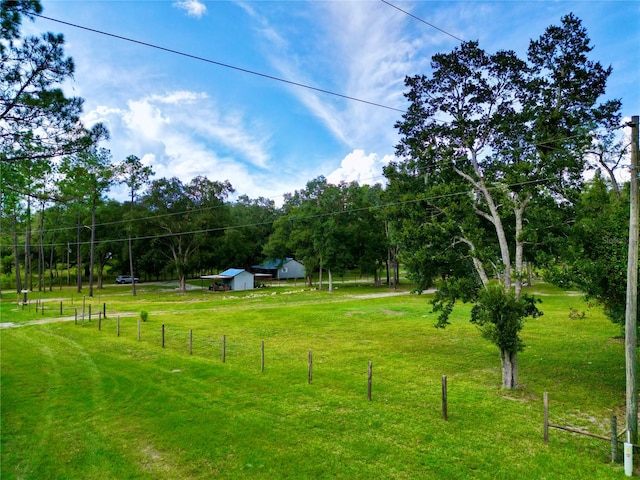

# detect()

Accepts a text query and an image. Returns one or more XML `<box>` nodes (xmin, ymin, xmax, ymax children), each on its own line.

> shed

<box><xmin>201</xmin><ymin>268</ymin><xmax>254</xmax><ymax>291</ymax></box>
<box><xmin>253</xmin><ymin>258</ymin><xmax>305</xmax><ymax>280</ymax></box>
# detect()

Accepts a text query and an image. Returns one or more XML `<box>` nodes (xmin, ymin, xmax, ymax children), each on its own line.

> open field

<box><xmin>0</xmin><ymin>281</ymin><xmax>633</xmax><ymax>479</ymax></box>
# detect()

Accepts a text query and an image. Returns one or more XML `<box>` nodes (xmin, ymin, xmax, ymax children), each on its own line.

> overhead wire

<box><xmin>380</xmin><ymin>0</ymin><xmax>465</xmax><ymax>42</ymax></box>
<box><xmin>27</xmin><ymin>11</ymin><xmax>406</xmax><ymax>114</ymax></box>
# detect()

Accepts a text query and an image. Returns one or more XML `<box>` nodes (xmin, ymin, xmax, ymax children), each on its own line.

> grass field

<box><xmin>0</xmin><ymin>280</ymin><xmax>634</xmax><ymax>479</ymax></box>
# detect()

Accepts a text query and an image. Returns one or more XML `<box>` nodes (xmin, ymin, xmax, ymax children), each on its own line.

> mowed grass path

<box><xmin>0</xmin><ymin>282</ymin><xmax>631</xmax><ymax>479</ymax></box>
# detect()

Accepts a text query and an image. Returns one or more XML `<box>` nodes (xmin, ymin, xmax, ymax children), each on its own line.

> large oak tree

<box><xmin>390</xmin><ymin>14</ymin><xmax>620</xmax><ymax>389</ymax></box>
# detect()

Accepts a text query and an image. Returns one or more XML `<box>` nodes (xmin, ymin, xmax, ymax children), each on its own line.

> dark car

<box><xmin>116</xmin><ymin>275</ymin><xmax>140</xmax><ymax>284</ymax></box>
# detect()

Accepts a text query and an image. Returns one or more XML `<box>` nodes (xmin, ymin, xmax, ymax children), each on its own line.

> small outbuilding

<box><xmin>201</xmin><ymin>268</ymin><xmax>254</xmax><ymax>291</ymax></box>
<box><xmin>253</xmin><ymin>258</ymin><xmax>305</xmax><ymax>280</ymax></box>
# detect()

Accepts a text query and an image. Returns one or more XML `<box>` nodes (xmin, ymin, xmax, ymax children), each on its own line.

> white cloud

<box><xmin>83</xmin><ymin>90</ymin><xmax>274</xmax><ymax>198</ymax></box>
<box><xmin>326</xmin><ymin>150</ymin><xmax>392</xmax><ymax>186</ymax></box>
<box><xmin>150</xmin><ymin>91</ymin><xmax>209</xmax><ymax>105</ymax></box>
<box><xmin>173</xmin><ymin>0</ymin><xmax>207</xmax><ymax>18</ymax></box>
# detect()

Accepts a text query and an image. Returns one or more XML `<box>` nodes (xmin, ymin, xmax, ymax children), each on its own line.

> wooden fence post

<box><xmin>611</xmin><ymin>415</ymin><xmax>618</xmax><ymax>463</ymax></box>
<box><xmin>98</xmin><ymin>313</ymin><xmax>101</xmax><ymax>331</ymax></box>
<box><xmin>367</xmin><ymin>361</ymin><xmax>373</xmax><ymax>401</ymax></box>
<box><xmin>544</xmin><ymin>392</ymin><xmax>549</xmax><ymax>445</ymax></box>
<box><xmin>60</xmin><ymin>301</ymin><xmax>63</xmax><ymax>315</ymax></box>
<box><xmin>222</xmin><ymin>334</ymin><xmax>226</xmax><ymax>363</ymax></box>
<box><xmin>117</xmin><ymin>316</ymin><xmax>120</xmax><ymax>337</ymax></box>
<box><xmin>162</xmin><ymin>324</ymin><xmax>165</xmax><ymax>348</ymax></box>
<box><xmin>308</xmin><ymin>350</ymin><xmax>313</xmax><ymax>384</ymax></box>
<box><xmin>74</xmin><ymin>308</ymin><xmax>78</xmax><ymax>325</ymax></box>
<box><xmin>442</xmin><ymin>375</ymin><xmax>448</xmax><ymax>421</ymax></box>
<box><xmin>103</xmin><ymin>303</ymin><xmax>106</xmax><ymax>319</ymax></box>
<box><xmin>190</xmin><ymin>329</ymin><xmax>193</xmax><ymax>355</ymax></box>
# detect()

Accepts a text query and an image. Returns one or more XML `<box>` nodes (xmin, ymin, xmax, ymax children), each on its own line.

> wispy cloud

<box><xmin>173</xmin><ymin>0</ymin><xmax>207</xmax><ymax>18</ymax></box>
<box><xmin>244</xmin><ymin>2</ymin><xmax>430</xmax><ymax>155</ymax></box>
<box><xmin>83</xmin><ymin>90</ymin><xmax>274</xmax><ymax>196</ymax></box>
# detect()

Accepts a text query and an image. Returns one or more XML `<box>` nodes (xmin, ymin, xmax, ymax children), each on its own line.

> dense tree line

<box><xmin>0</xmin><ymin>167</ymin><xmax>394</xmax><ymax>295</ymax></box>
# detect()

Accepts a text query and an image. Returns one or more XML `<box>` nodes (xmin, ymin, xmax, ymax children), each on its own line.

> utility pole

<box><xmin>626</xmin><ymin>115</ymin><xmax>639</xmax><ymax>446</ymax></box>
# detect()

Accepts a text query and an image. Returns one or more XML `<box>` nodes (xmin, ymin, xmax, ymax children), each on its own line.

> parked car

<box><xmin>116</xmin><ymin>275</ymin><xmax>140</xmax><ymax>284</ymax></box>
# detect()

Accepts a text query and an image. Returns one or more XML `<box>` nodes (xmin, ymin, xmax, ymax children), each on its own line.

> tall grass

<box><xmin>0</xmin><ymin>281</ymin><xmax>631</xmax><ymax>478</ymax></box>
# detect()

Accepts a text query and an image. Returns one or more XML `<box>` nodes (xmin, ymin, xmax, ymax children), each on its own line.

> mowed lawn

<box><xmin>0</xmin><ymin>281</ymin><xmax>631</xmax><ymax>479</ymax></box>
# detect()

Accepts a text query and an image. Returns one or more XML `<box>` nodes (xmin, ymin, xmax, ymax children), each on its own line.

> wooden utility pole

<box><xmin>626</xmin><ymin>115</ymin><xmax>639</xmax><ymax>446</ymax></box>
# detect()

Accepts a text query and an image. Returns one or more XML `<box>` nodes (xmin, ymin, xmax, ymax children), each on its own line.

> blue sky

<box><xmin>28</xmin><ymin>1</ymin><xmax>640</xmax><ymax>203</ymax></box>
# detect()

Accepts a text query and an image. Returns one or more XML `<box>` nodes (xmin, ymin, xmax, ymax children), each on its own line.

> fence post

<box><xmin>367</xmin><ymin>361</ymin><xmax>373</xmax><ymax>401</ymax></box>
<box><xmin>74</xmin><ymin>308</ymin><xmax>78</xmax><ymax>325</ymax></box>
<box><xmin>103</xmin><ymin>303</ymin><xmax>106</xmax><ymax>319</ymax></box>
<box><xmin>60</xmin><ymin>301</ymin><xmax>63</xmax><ymax>315</ymax></box>
<box><xmin>162</xmin><ymin>324</ymin><xmax>165</xmax><ymax>348</ymax></box>
<box><xmin>544</xmin><ymin>392</ymin><xmax>549</xmax><ymax>445</ymax></box>
<box><xmin>442</xmin><ymin>375</ymin><xmax>448</xmax><ymax>421</ymax></box>
<box><xmin>190</xmin><ymin>329</ymin><xmax>193</xmax><ymax>355</ymax></box>
<box><xmin>222</xmin><ymin>334</ymin><xmax>226</xmax><ymax>363</ymax></box>
<box><xmin>117</xmin><ymin>316</ymin><xmax>120</xmax><ymax>337</ymax></box>
<box><xmin>308</xmin><ymin>350</ymin><xmax>313</xmax><ymax>384</ymax></box>
<box><xmin>89</xmin><ymin>304</ymin><xmax>92</xmax><ymax>322</ymax></box>
<box><xmin>98</xmin><ymin>313</ymin><xmax>101</xmax><ymax>331</ymax></box>
<box><xmin>611</xmin><ymin>415</ymin><xmax>618</xmax><ymax>463</ymax></box>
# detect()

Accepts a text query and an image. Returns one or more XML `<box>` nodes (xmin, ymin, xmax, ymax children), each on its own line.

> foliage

<box><xmin>264</xmin><ymin>177</ymin><xmax>387</xmax><ymax>290</ymax></box>
<box><xmin>389</xmin><ymin>14</ymin><xmax>620</xmax><ymax>389</ymax></box>
<box><xmin>547</xmin><ymin>175</ymin><xmax>638</xmax><ymax>330</ymax></box>
<box><xmin>142</xmin><ymin>176</ymin><xmax>234</xmax><ymax>292</ymax></box>
<box><xmin>470</xmin><ymin>281</ymin><xmax>542</xmax><ymax>353</ymax></box>
<box><xmin>0</xmin><ymin>1</ymin><xmax>107</xmax><ymax>168</ymax></box>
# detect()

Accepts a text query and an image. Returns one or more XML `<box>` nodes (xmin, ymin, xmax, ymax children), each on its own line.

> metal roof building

<box><xmin>201</xmin><ymin>268</ymin><xmax>255</xmax><ymax>291</ymax></box>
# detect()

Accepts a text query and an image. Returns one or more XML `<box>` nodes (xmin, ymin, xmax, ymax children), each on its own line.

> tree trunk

<box><xmin>328</xmin><ymin>268</ymin><xmax>333</xmax><ymax>293</ymax></box>
<box><xmin>128</xmin><ymin>236</ymin><xmax>136</xmax><ymax>296</ymax></box>
<box><xmin>48</xmin><ymin>237</ymin><xmax>55</xmax><ymax>292</ymax></box>
<box><xmin>12</xmin><ymin>214</ymin><xmax>22</xmax><ymax>294</ymax></box>
<box><xmin>500</xmin><ymin>348</ymin><xmax>518</xmax><ymax>390</ymax></box>
<box><xmin>513</xmin><ymin>194</ymin><xmax>531</xmax><ymax>299</ymax></box>
<box><xmin>76</xmin><ymin>214</ymin><xmax>82</xmax><ymax>293</ymax></box>
<box><xmin>88</xmin><ymin>207</ymin><xmax>96</xmax><ymax>297</ymax></box>
<box><xmin>38</xmin><ymin>202</ymin><xmax>45</xmax><ymax>291</ymax></box>
<box><xmin>25</xmin><ymin>194</ymin><xmax>32</xmax><ymax>291</ymax></box>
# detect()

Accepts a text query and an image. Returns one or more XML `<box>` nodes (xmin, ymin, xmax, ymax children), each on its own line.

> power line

<box><xmin>29</xmin><ymin>12</ymin><xmax>406</xmax><ymax>114</ymax></box>
<box><xmin>380</xmin><ymin>0</ymin><xmax>465</xmax><ymax>43</ymax></box>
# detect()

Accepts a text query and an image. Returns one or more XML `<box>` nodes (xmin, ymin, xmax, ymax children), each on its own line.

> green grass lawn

<box><xmin>0</xmin><ymin>281</ymin><xmax>633</xmax><ymax>479</ymax></box>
